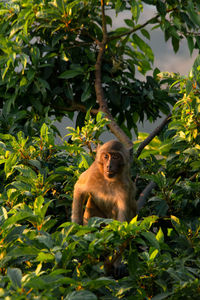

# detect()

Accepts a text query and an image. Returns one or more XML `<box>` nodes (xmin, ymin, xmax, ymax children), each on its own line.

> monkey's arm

<box><xmin>71</xmin><ymin>185</ymin><xmax>86</xmax><ymax>225</ymax></box>
<box><xmin>116</xmin><ymin>198</ymin><xmax>127</xmax><ymax>222</ymax></box>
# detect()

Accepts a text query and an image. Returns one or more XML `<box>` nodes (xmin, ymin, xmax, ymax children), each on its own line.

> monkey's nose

<box><xmin>107</xmin><ymin>165</ymin><xmax>112</xmax><ymax>172</ymax></box>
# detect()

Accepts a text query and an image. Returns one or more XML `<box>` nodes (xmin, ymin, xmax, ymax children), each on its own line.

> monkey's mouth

<box><xmin>106</xmin><ymin>172</ymin><xmax>116</xmax><ymax>178</ymax></box>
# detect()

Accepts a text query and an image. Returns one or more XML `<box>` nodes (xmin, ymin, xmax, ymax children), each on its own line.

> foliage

<box><xmin>2</xmin><ymin>204</ymin><xmax>200</xmax><ymax>299</ymax></box>
<box><xmin>1</xmin><ymin>0</ymin><xmax>200</xmax><ymax>136</ymax></box>
<box><xmin>1</xmin><ymin>63</ymin><xmax>200</xmax><ymax>298</ymax></box>
<box><xmin>136</xmin><ymin>56</ymin><xmax>200</xmax><ymax>220</ymax></box>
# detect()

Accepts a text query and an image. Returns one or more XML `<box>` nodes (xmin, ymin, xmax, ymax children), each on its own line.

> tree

<box><xmin>0</xmin><ymin>0</ymin><xmax>200</xmax><ymax>142</ymax></box>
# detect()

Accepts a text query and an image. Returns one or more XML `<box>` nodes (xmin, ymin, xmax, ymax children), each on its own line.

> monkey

<box><xmin>71</xmin><ymin>140</ymin><xmax>137</xmax><ymax>225</ymax></box>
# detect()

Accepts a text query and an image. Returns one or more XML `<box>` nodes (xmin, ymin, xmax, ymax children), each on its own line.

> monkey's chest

<box><xmin>89</xmin><ymin>183</ymin><xmax>124</xmax><ymax>216</ymax></box>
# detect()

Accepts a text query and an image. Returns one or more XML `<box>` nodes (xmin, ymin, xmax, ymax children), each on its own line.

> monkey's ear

<box><xmin>96</xmin><ymin>144</ymin><xmax>102</xmax><ymax>153</ymax></box>
<box><xmin>95</xmin><ymin>144</ymin><xmax>102</xmax><ymax>161</ymax></box>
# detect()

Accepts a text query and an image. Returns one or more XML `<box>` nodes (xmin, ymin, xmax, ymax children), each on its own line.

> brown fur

<box><xmin>71</xmin><ymin>140</ymin><xmax>137</xmax><ymax>225</ymax></box>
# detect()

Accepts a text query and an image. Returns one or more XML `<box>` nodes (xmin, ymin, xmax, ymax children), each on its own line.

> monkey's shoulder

<box><xmin>75</xmin><ymin>162</ymin><xmax>103</xmax><ymax>185</ymax></box>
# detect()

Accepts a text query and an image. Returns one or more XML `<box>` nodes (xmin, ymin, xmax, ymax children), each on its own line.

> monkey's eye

<box><xmin>104</xmin><ymin>154</ymin><xmax>109</xmax><ymax>160</ymax></box>
<box><xmin>112</xmin><ymin>153</ymin><xmax>120</xmax><ymax>160</ymax></box>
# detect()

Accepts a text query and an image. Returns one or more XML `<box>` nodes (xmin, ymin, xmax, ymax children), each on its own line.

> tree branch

<box><xmin>52</xmin><ymin>103</ymin><xmax>99</xmax><ymax>115</ymax></box>
<box><xmin>136</xmin><ymin>113</ymin><xmax>172</xmax><ymax>158</ymax></box>
<box><xmin>108</xmin><ymin>15</ymin><xmax>159</xmax><ymax>42</ymax></box>
<box><xmin>94</xmin><ymin>0</ymin><xmax>133</xmax><ymax>150</ymax></box>
<box><xmin>107</xmin><ymin>7</ymin><xmax>178</xmax><ymax>43</ymax></box>
<box><xmin>136</xmin><ymin>113</ymin><xmax>172</xmax><ymax>211</ymax></box>
<box><xmin>137</xmin><ymin>181</ymin><xmax>157</xmax><ymax>212</ymax></box>
<box><xmin>93</xmin><ymin>4</ymin><xmax>173</xmax><ymax>210</ymax></box>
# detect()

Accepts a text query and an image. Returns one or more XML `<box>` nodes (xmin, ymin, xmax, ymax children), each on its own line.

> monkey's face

<box><xmin>101</xmin><ymin>152</ymin><xmax>124</xmax><ymax>180</ymax></box>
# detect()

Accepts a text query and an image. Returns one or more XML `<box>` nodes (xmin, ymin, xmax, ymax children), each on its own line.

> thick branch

<box><xmin>136</xmin><ymin>114</ymin><xmax>172</xmax><ymax>211</ymax></box>
<box><xmin>136</xmin><ymin>113</ymin><xmax>172</xmax><ymax>158</ymax></box>
<box><xmin>94</xmin><ymin>0</ymin><xmax>133</xmax><ymax>150</ymax></box>
<box><xmin>137</xmin><ymin>181</ymin><xmax>157</xmax><ymax>212</ymax></box>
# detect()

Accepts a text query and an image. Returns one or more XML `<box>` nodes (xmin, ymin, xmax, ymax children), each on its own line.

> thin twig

<box><xmin>52</xmin><ymin>103</ymin><xmax>99</xmax><ymax>115</ymax></box>
<box><xmin>108</xmin><ymin>15</ymin><xmax>159</xmax><ymax>42</ymax></box>
<box><xmin>107</xmin><ymin>7</ymin><xmax>179</xmax><ymax>43</ymax></box>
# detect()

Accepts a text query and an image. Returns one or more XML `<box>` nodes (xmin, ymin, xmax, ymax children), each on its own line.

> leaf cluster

<box><xmin>2</xmin><ymin>206</ymin><xmax>200</xmax><ymax>299</ymax></box>
<box><xmin>136</xmin><ymin>57</ymin><xmax>200</xmax><ymax>220</ymax></box>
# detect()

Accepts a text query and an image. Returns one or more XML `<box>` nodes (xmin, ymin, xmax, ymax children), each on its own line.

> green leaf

<box><xmin>20</xmin><ymin>76</ymin><xmax>28</xmax><ymax>87</ymax></box>
<box><xmin>38</xmin><ymin>78</ymin><xmax>50</xmax><ymax>91</ymax></box>
<box><xmin>7</xmin><ymin>268</ymin><xmax>22</xmax><ymax>289</ymax></box>
<box><xmin>14</xmin><ymin>165</ymin><xmax>37</xmax><ymax>180</ymax></box>
<box><xmin>81</xmin><ymin>83</ymin><xmax>91</xmax><ymax>102</ymax></box>
<box><xmin>186</xmin><ymin>79</ymin><xmax>193</xmax><ymax>96</ymax></box>
<box><xmin>0</xmin><ymin>9</ymin><xmax>10</xmax><ymax>15</ymax></box>
<box><xmin>40</xmin><ymin>123</ymin><xmax>54</xmax><ymax>144</ymax></box>
<box><xmin>132</xmin><ymin>34</ymin><xmax>154</xmax><ymax>62</ymax></box>
<box><xmin>172</xmin><ymin>36</ymin><xmax>179</xmax><ymax>53</ymax></box>
<box><xmin>128</xmin><ymin>251</ymin><xmax>138</xmax><ymax>277</ymax></box>
<box><xmin>141</xmin><ymin>231</ymin><xmax>160</xmax><ymax>249</ymax></box>
<box><xmin>156</xmin><ymin>0</ymin><xmax>166</xmax><ymax>15</ymax></box>
<box><xmin>29</xmin><ymin>159</ymin><xmax>42</xmax><ymax>171</ymax></box>
<box><xmin>36</xmin><ymin>252</ymin><xmax>54</xmax><ymax>262</ymax></box>
<box><xmin>11</xmin><ymin>180</ymin><xmax>32</xmax><ymax>192</ymax></box>
<box><xmin>79</xmin><ymin>154</ymin><xmax>92</xmax><ymax>169</ymax></box>
<box><xmin>36</xmin><ymin>235</ymin><xmax>54</xmax><ymax>249</ymax></box>
<box><xmin>65</xmin><ymin>83</ymin><xmax>74</xmax><ymax>100</ymax></box>
<box><xmin>171</xmin><ymin>215</ymin><xmax>180</xmax><ymax>225</ymax></box>
<box><xmin>4</xmin><ymin>153</ymin><xmax>18</xmax><ymax>178</ymax></box>
<box><xmin>124</xmin><ymin>19</ymin><xmax>134</xmax><ymax>27</ymax></box>
<box><xmin>131</xmin><ymin>1</ymin><xmax>140</xmax><ymax>22</ymax></box>
<box><xmin>31</xmin><ymin>46</ymin><xmax>40</xmax><ymax>66</ymax></box>
<box><xmin>140</xmin><ymin>216</ymin><xmax>158</xmax><ymax>229</ymax></box>
<box><xmin>25</xmin><ymin>277</ymin><xmax>48</xmax><ymax>290</ymax></box>
<box><xmin>9</xmin><ymin>24</ymin><xmax>23</xmax><ymax>38</ymax></box>
<box><xmin>192</xmin><ymin>54</ymin><xmax>200</xmax><ymax>83</ymax></box>
<box><xmin>156</xmin><ymin>227</ymin><xmax>164</xmax><ymax>243</ymax></box>
<box><xmin>8</xmin><ymin>246</ymin><xmax>40</xmax><ymax>257</ymax></box>
<box><xmin>40</xmin><ymin>201</ymin><xmax>53</xmax><ymax>220</ymax></box>
<box><xmin>96</xmin><ymin>111</ymin><xmax>105</xmax><ymax>123</ymax></box>
<box><xmin>66</xmin><ymin>291</ymin><xmax>97</xmax><ymax>300</ymax></box>
<box><xmin>149</xmin><ymin>249</ymin><xmax>159</xmax><ymax>260</ymax></box>
<box><xmin>34</xmin><ymin>195</ymin><xmax>45</xmax><ymax>215</ymax></box>
<box><xmin>2</xmin><ymin>206</ymin><xmax>8</xmax><ymax>220</ymax></box>
<box><xmin>59</xmin><ymin>67</ymin><xmax>84</xmax><ymax>79</ymax></box>
<box><xmin>85</xmin><ymin>277</ymin><xmax>115</xmax><ymax>289</ymax></box>
<box><xmin>2</xmin><ymin>211</ymin><xmax>35</xmax><ymax>229</ymax></box>
<box><xmin>187</xmin><ymin>36</ymin><xmax>194</xmax><ymax>55</ymax></box>
<box><xmin>141</xmin><ymin>28</ymin><xmax>150</xmax><ymax>40</ymax></box>
<box><xmin>187</xmin><ymin>1</ymin><xmax>200</xmax><ymax>27</ymax></box>
<box><xmin>190</xmin><ymin>160</ymin><xmax>200</xmax><ymax>169</ymax></box>
<box><xmin>151</xmin><ymin>292</ymin><xmax>173</xmax><ymax>300</ymax></box>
